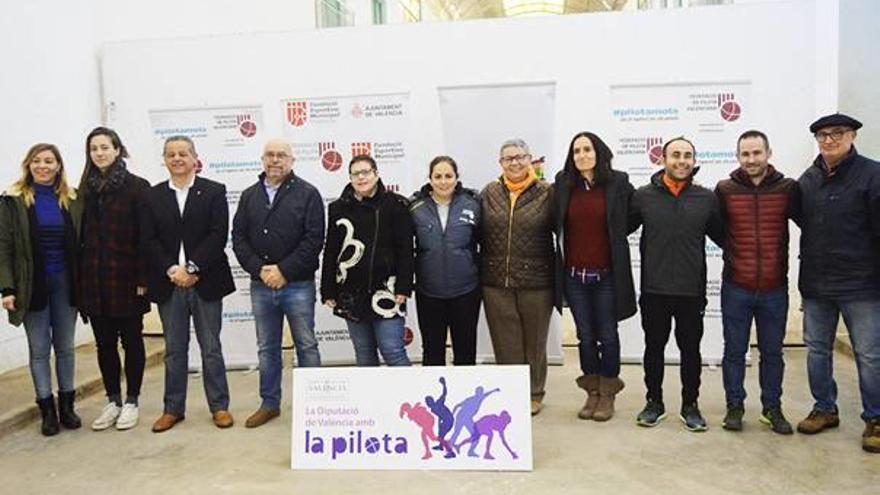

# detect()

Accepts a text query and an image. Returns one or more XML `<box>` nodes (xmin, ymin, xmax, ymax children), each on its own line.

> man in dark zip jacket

<box><xmin>321</xmin><ymin>155</ymin><xmax>415</xmax><ymax>367</ymax></box>
<box><xmin>629</xmin><ymin>137</ymin><xmax>724</xmax><ymax>432</ymax></box>
<box><xmin>715</xmin><ymin>130</ymin><xmax>798</xmax><ymax>435</ymax></box>
<box><xmin>232</xmin><ymin>138</ymin><xmax>325</xmax><ymax>428</ymax></box>
<box><xmin>793</xmin><ymin>113</ymin><xmax>880</xmax><ymax>454</ymax></box>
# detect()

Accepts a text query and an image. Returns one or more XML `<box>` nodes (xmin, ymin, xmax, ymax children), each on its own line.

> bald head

<box><xmin>261</xmin><ymin>138</ymin><xmax>295</xmax><ymax>185</ymax></box>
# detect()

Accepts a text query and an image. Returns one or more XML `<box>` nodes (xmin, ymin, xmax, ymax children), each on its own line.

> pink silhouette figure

<box><xmin>455</xmin><ymin>410</ymin><xmax>518</xmax><ymax>460</ymax></box>
<box><xmin>399</xmin><ymin>402</ymin><xmax>439</xmax><ymax>460</ymax></box>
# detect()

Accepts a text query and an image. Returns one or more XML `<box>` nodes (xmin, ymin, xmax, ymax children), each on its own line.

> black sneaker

<box><xmin>722</xmin><ymin>404</ymin><xmax>745</xmax><ymax>431</ymax></box>
<box><xmin>760</xmin><ymin>408</ymin><xmax>794</xmax><ymax>435</ymax></box>
<box><xmin>636</xmin><ymin>399</ymin><xmax>666</xmax><ymax>427</ymax></box>
<box><xmin>680</xmin><ymin>403</ymin><xmax>708</xmax><ymax>432</ymax></box>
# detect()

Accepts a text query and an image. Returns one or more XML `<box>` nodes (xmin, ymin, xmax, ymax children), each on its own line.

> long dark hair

<box><xmin>562</xmin><ymin>131</ymin><xmax>614</xmax><ymax>188</ymax></box>
<box><xmin>79</xmin><ymin>126</ymin><xmax>129</xmax><ymax>193</ymax></box>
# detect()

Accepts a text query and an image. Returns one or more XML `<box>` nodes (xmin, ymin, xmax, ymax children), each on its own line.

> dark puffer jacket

<box><xmin>410</xmin><ymin>183</ymin><xmax>481</xmax><ymax>299</ymax></box>
<box><xmin>480</xmin><ymin>177</ymin><xmax>554</xmax><ymax>289</ymax></box>
<box><xmin>715</xmin><ymin>165</ymin><xmax>798</xmax><ymax>292</ymax></box>
<box><xmin>797</xmin><ymin>148</ymin><xmax>880</xmax><ymax>300</ymax></box>
<box><xmin>321</xmin><ymin>179</ymin><xmax>414</xmax><ymax>321</ymax></box>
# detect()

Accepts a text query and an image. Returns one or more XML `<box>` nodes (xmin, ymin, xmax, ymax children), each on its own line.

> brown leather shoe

<box><xmin>151</xmin><ymin>413</ymin><xmax>184</xmax><ymax>433</ymax></box>
<box><xmin>530</xmin><ymin>400</ymin><xmax>543</xmax><ymax>416</ymax></box>
<box><xmin>863</xmin><ymin>419</ymin><xmax>880</xmax><ymax>453</ymax></box>
<box><xmin>212</xmin><ymin>410</ymin><xmax>234</xmax><ymax>429</ymax></box>
<box><xmin>796</xmin><ymin>410</ymin><xmax>840</xmax><ymax>434</ymax></box>
<box><xmin>245</xmin><ymin>408</ymin><xmax>280</xmax><ymax>428</ymax></box>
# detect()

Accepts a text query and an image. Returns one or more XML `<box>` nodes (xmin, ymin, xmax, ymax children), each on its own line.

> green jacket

<box><xmin>0</xmin><ymin>186</ymin><xmax>83</xmax><ymax>326</ymax></box>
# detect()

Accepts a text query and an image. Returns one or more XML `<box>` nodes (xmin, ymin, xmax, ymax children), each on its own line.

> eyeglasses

<box><xmin>500</xmin><ymin>154</ymin><xmax>530</xmax><ymax>165</ymax></box>
<box><xmin>814</xmin><ymin>129</ymin><xmax>851</xmax><ymax>143</ymax></box>
<box><xmin>350</xmin><ymin>169</ymin><xmax>375</xmax><ymax>179</ymax></box>
<box><xmin>263</xmin><ymin>152</ymin><xmax>291</xmax><ymax>161</ymax></box>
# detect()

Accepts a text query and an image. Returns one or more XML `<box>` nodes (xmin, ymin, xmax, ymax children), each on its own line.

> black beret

<box><xmin>809</xmin><ymin>113</ymin><xmax>863</xmax><ymax>133</ymax></box>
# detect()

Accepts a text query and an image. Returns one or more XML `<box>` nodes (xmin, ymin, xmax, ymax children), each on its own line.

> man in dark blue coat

<box><xmin>232</xmin><ymin>138</ymin><xmax>325</xmax><ymax>428</ymax></box>
<box><xmin>795</xmin><ymin>113</ymin><xmax>880</xmax><ymax>454</ymax></box>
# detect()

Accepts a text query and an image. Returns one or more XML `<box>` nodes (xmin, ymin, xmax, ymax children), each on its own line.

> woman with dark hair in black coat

<box><xmin>554</xmin><ymin>131</ymin><xmax>636</xmax><ymax>422</ymax></box>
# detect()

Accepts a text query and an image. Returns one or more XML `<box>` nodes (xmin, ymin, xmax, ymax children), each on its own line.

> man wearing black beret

<box><xmin>795</xmin><ymin>112</ymin><xmax>880</xmax><ymax>453</ymax></box>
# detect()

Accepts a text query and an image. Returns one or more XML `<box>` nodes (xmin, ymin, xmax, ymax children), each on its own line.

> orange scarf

<box><xmin>504</xmin><ymin>168</ymin><xmax>537</xmax><ymax>208</ymax></box>
<box><xmin>662</xmin><ymin>172</ymin><xmax>687</xmax><ymax>198</ymax></box>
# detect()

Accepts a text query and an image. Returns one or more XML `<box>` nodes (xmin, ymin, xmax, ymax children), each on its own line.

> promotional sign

<box><xmin>291</xmin><ymin>366</ymin><xmax>532</xmax><ymax>471</ymax></box>
<box><xmin>148</xmin><ymin>106</ymin><xmax>266</xmax><ymax>369</ymax></box>
<box><xmin>281</xmin><ymin>92</ymin><xmax>422</xmax><ymax>365</ymax></box>
<box><xmin>437</xmin><ymin>82</ymin><xmax>564</xmax><ymax>364</ymax></box>
<box><xmin>610</xmin><ymin>81</ymin><xmax>752</xmax><ymax>363</ymax></box>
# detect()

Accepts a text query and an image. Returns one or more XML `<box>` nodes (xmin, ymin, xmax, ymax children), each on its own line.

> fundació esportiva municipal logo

<box><xmin>351</xmin><ymin>141</ymin><xmax>373</xmax><ymax>157</ymax></box>
<box><xmin>237</xmin><ymin>114</ymin><xmax>257</xmax><ymax>138</ymax></box>
<box><xmin>287</xmin><ymin>101</ymin><xmax>308</xmax><ymax>127</ymax></box>
<box><xmin>646</xmin><ymin>137</ymin><xmax>664</xmax><ymax>165</ymax></box>
<box><xmin>319</xmin><ymin>142</ymin><xmax>344</xmax><ymax>172</ymax></box>
<box><xmin>718</xmin><ymin>93</ymin><xmax>741</xmax><ymax>122</ymax></box>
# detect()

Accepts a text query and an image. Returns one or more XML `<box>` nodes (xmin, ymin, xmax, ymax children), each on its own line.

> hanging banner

<box><xmin>148</xmin><ymin>105</ymin><xmax>266</xmax><ymax>369</ymax></box>
<box><xmin>280</xmin><ymin>92</ymin><xmax>421</xmax><ymax>365</ymax></box>
<box><xmin>610</xmin><ymin>81</ymin><xmax>752</xmax><ymax>364</ymax></box>
<box><xmin>291</xmin><ymin>366</ymin><xmax>532</xmax><ymax>471</ymax></box>
<box><xmin>437</xmin><ymin>82</ymin><xmax>564</xmax><ymax>364</ymax></box>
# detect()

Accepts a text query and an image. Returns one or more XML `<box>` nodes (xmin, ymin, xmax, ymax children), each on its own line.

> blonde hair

<box><xmin>11</xmin><ymin>143</ymin><xmax>75</xmax><ymax>209</ymax></box>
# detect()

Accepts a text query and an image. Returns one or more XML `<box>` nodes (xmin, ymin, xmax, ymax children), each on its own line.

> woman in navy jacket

<box><xmin>410</xmin><ymin>156</ymin><xmax>481</xmax><ymax>366</ymax></box>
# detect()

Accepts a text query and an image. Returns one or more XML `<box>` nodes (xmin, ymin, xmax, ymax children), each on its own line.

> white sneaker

<box><xmin>92</xmin><ymin>402</ymin><xmax>121</xmax><ymax>431</ymax></box>
<box><xmin>115</xmin><ymin>403</ymin><xmax>139</xmax><ymax>430</ymax></box>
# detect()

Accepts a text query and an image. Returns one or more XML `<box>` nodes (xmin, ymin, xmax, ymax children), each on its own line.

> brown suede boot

<box><xmin>592</xmin><ymin>376</ymin><xmax>625</xmax><ymax>422</ymax></box>
<box><xmin>863</xmin><ymin>418</ymin><xmax>880</xmax><ymax>453</ymax></box>
<box><xmin>575</xmin><ymin>375</ymin><xmax>600</xmax><ymax>420</ymax></box>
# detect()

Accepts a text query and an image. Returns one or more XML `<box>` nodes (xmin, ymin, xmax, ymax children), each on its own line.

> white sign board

<box><xmin>291</xmin><ymin>366</ymin><xmax>533</xmax><ymax>471</ymax></box>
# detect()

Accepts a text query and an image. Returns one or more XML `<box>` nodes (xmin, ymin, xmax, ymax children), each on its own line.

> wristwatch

<box><xmin>186</xmin><ymin>261</ymin><xmax>200</xmax><ymax>274</ymax></box>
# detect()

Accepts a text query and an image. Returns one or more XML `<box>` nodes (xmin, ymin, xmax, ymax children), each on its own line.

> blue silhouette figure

<box><xmin>448</xmin><ymin>385</ymin><xmax>500</xmax><ymax>450</ymax></box>
<box><xmin>425</xmin><ymin>377</ymin><xmax>455</xmax><ymax>458</ymax></box>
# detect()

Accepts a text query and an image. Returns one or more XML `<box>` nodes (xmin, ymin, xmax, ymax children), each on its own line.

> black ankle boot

<box><xmin>36</xmin><ymin>396</ymin><xmax>60</xmax><ymax>436</ymax></box>
<box><xmin>58</xmin><ymin>390</ymin><xmax>82</xmax><ymax>429</ymax></box>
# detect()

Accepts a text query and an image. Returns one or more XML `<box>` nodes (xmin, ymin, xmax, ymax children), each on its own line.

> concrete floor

<box><xmin>1</xmin><ymin>347</ymin><xmax>877</xmax><ymax>495</ymax></box>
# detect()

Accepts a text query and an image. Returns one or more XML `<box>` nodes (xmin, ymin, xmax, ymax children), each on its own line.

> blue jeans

<box><xmin>564</xmin><ymin>272</ymin><xmax>619</xmax><ymax>377</ymax></box>
<box><xmin>23</xmin><ymin>270</ymin><xmax>77</xmax><ymax>400</ymax></box>
<box><xmin>251</xmin><ymin>280</ymin><xmax>321</xmax><ymax>410</ymax></box>
<box><xmin>721</xmin><ymin>282</ymin><xmax>787</xmax><ymax>410</ymax></box>
<box><xmin>158</xmin><ymin>287</ymin><xmax>229</xmax><ymax>414</ymax></box>
<box><xmin>803</xmin><ymin>297</ymin><xmax>880</xmax><ymax>421</ymax></box>
<box><xmin>346</xmin><ymin>316</ymin><xmax>411</xmax><ymax>366</ymax></box>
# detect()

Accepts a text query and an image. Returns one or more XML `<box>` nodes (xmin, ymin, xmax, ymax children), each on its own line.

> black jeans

<box><xmin>639</xmin><ymin>293</ymin><xmax>705</xmax><ymax>405</ymax></box>
<box><xmin>91</xmin><ymin>315</ymin><xmax>146</xmax><ymax>400</ymax></box>
<box><xmin>415</xmin><ymin>288</ymin><xmax>481</xmax><ymax>365</ymax></box>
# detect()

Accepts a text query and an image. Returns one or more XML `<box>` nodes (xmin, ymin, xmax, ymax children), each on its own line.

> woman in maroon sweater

<box><xmin>553</xmin><ymin>132</ymin><xmax>636</xmax><ymax>421</ymax></box>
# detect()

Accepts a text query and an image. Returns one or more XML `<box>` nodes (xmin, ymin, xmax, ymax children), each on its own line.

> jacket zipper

<box><xmin>505</xmin><ymin>194</ymin><xmax>515</xmax><ymax>288</ymax></box>
<box><xmin>753</xmin><ymin>186</ymin><xmax>762</xmax><ymax>290</ymax></box>
<box><xmin>367</xmin><ymin>207</ymin><xmax>379</xmax><ymax>291</ymax></box>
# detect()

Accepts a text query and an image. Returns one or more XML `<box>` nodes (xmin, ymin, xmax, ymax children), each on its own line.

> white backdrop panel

<box><xmin>101</xmin><ymin>1</ymin><xmax>821</xmax><ymax>367</ymax></box>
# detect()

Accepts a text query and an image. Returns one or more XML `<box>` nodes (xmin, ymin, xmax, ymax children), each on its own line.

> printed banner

<box><xmin>148</xmin><ymin>106</ymin><xmax>266</xmax><ymax>369</ymax></box>
<box><xmin>610</xmin><ymin>82</ymin><xmax>752</xmax><ymax>363</ymax></box>
<box><xmin>437</xmin><ymin>83</ymin><xmax>564</xmax><ymax>364</ymax></box>
<box><xmin>281</xmin><ymin>93</ymin><xmax>421</xmax><ymax>365</ymax></box>
<box><xmin>291</xmin><ymin>366</ymin><xmax>532</xmax><ymax>470</ymax></box>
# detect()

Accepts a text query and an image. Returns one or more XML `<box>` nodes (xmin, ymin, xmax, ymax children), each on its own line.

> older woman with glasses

<box><xmin>0</xmin><ymin>143</ymin><xmax>83</xmax><ymax>436</ymax></box>
<box><xmin>480</xmin><ymin>138</ymin><xmax>555</xmax><ymax>415</ymax></box>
